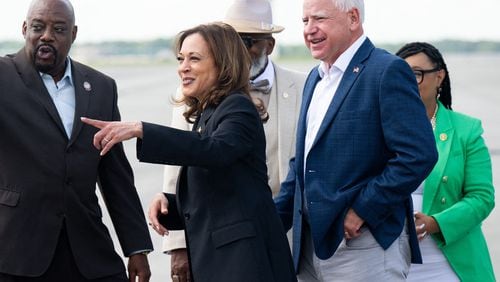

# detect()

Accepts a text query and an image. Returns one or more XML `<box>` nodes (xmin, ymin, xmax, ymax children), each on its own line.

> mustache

<box><xmin>35</xmin><ymin>44</ymin><xmax>57</xmax><ymax>54</ymax></box>
<box><xmin>33</xmin><ymin>44</ymin><xmax>59</xmax><ymax>73</ymax></box>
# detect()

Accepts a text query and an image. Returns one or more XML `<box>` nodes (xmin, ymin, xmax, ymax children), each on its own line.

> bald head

<box><xmin>23</xmin><ymin>0</ymin><xmax>77</xmax><ymax>81</ymax></box>
<box><xmin>27</xmin><ymin>0</ymin><xmax>75</xmax><ymax>26</ymax></box>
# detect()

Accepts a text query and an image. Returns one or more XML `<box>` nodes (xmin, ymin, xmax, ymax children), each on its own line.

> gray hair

<box><xmin>333</xmin><ymin>0</ymin><xmax>364</xmax><ymax>23</ymax></box>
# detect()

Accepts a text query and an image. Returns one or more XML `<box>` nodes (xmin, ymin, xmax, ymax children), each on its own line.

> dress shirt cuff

<box><xmin>162</xmin><ymin>230</ymin><xmax>188</xmax><ymax>253</ymax></box>
<box><xmin>165</xmin><ymin>248</ymin><xmax>188</xmax><ymax>255</ymax></box>
<box><xmin>127</xmin><ymin>249</ymin><xmax>153</xmax><ymax>257</ymax></box>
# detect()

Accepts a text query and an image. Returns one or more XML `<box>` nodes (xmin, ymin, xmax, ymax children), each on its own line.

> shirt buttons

<box><xmin>283</xmin><ymin>92</ymin><xmax>289</xmax><ymax>98</ymax></box>
<box><xmin>442</xmin><ymin>176</ymin><xmax>448</xmax><ymax>183</ymax></box>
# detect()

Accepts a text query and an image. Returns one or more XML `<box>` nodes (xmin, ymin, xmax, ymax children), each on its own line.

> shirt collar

<box><xmin>39</xmin><ymin>57</ymin><xmax>74</xmax><ymax>86</ymax></box>
<box><xmin>251</xmin><ymin>58</ymin><xmax>275</xmax><ymax>88</ymax></box>
<box><xmin>318</xmin><ymin>34</ymin><xmax>367</xmax><ymax>78</ymax></box>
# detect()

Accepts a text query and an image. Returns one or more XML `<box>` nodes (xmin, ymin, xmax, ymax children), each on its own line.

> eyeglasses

<box><xmin>413</xmin><ymin>67</ymin><xmax>441</xmax><ymax>84</ymax></box>
<box><xmin>240</xmin><ymin>36</ymin><xmax>272</xmax><ymax>49</ymax></box>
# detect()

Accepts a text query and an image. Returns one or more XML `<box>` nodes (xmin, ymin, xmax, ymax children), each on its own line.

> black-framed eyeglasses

<box><xmin>240</xmin><ymin>35</ymin><xmax>272</xmax><ymax>49</ymax></box>
<box><xmin>413</xmin><ymin>67</ymin><xmax>441</xmax><ymax>84</ymax></box>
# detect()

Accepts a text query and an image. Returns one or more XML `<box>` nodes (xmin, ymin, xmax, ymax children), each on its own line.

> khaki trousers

<box><xmin>298</xmin><ymin>221</ymin><xmax>411</xmax><ymax>282</ymax></box>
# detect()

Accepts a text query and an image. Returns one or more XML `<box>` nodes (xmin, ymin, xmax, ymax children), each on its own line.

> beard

<box><xmin>33</xmin><ymin>44</ymin><xmax>58</xmax><ymax>73</ymax></box>
<box><xmin>250</xmin><ymin>48</ymin><xmax>268</xmax><ymax>80</ymax></box>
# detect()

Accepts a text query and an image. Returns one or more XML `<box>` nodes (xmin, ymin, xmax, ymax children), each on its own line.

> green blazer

<box><xmin>424</xmin><ymin>102</ymin><xmax>495</xmax><ymax>282</ymax></box>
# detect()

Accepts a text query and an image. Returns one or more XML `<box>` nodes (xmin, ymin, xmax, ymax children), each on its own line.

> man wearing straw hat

<box><xmin>160</xmin><ymin>0</ymin><xmax>306</xmax><ymax>281</ymax></box>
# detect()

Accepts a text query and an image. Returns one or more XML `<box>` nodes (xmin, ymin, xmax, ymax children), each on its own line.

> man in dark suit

<box><xmin>0</xmin><ymin>0</ymin><xmax>152</xmax><ymax>281</ymax></box>
<box><xmin>274</xmin><ymin>0</ymin><xmax>438</xmax><ymax>281</ymax></box>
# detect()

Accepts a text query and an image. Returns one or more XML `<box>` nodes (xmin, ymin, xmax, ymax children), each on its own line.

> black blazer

<box><xmin>0</xmin><ymin>49</ymin><xmax>152</xmax><ymax>278</ymax></box>
<box><xmin>137</xmin><ymin>93</ymin><xmax>296</xmax><ymax>282</ymax></box>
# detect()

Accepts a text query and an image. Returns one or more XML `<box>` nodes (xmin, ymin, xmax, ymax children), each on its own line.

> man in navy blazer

<box><xmin>274</xmin><ymin>0</ymin><xmax>438</xmax><ymax>281</ymax></box>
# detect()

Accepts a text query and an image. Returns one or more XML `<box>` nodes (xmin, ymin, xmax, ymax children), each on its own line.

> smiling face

<box><xmin>302</xmin><ymin>0</ymin><xmax>362</xmax><ymax>66</ymax></box>
<box><xmin>22</xmin><ymin>0</ymin><xmax>77</xmax><ymax>81</ymax></box>
<box><xmin>177</xmin><ymin>33</ymin><xmax>218</xmax><ymax>100</ymax></box>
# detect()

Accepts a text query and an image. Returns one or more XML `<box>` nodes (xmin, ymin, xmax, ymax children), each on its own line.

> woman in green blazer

<box><xmin>397</xmin><ymin>42</ymin><xmax>495</xmax><ymax>282</ymax></box>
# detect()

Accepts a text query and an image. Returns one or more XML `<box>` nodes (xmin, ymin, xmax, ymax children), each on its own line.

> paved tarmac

<box><xmin>98</xmin><ymin>54</ymin><xmax>500</xmax><ymax>281</ymax></box>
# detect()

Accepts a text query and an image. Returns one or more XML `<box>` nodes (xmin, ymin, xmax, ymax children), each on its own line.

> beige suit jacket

<box><xmin>161</xmin><ymin>62</ymin><xmax>305</xmax><ymax>251</ymax></box>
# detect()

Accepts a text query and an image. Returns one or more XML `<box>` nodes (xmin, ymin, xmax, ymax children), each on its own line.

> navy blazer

<box><xmin>275</xmin><ymin>38</ymin><xmax>438</xmax><ymax>270</ymax></box>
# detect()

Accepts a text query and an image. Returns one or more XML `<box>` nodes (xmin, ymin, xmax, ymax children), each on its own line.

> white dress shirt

<box><xmin>304</xmin><ymin>35</ymin><xmax>367</xmax><ymax>162</ymax></box>
<box><xmin>250</xmin><ymin>58</ymin><xmax>275</xmax><ymax>108</ymax></box>
<box><xmin>250</xmin><ymin>57</ymin><xmax>275</xmax><ymax>91</ymax></box>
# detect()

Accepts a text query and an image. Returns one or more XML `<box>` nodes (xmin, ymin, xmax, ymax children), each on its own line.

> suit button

<box><xmin>441</xmin><ymin>197</ymin><xmax>446</xmax><ymax>204</ymax></box>
<box><xmin>442</xmin><ymin>176</ymin><xmax>448</xmax><ymax>183</ymax></box>
<box><xmin>184</xmin><ymin>213</ymin><xmax>190</xmax><ymax>220</ymax></box>
<box><xmin>298</xmin><ymin>209</ymin><xmax>302</xmax><ymax>215</ymax></box>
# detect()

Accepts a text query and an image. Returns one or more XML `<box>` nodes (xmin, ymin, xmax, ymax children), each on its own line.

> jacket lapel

<box><xmin>423</xmin><ymin>103</ymin><xmax>454</xmax><ymax>212</ymax></box>
<box><xmin>273</xmin><ymin>63</ymin><xmax>302</xmax><ymax>177</ymax></box>
<box><xmin>311</xmin><ymin>39</ymin><xmax>373</xmax><ymax>149</ymax></box>
<box><xmin>68</xmin><ymin>61</ymin><xmax>91</xmax><ymax>146</ymax></box>
<box><xmin>196</xmin><ymin>104</ymin><xmax>216</xmax><ymax>133</ymax></box>
<box><xmin>12</xmin><ymin>48</ymin><xmax>67</xmax><ymax>138</ymax></box>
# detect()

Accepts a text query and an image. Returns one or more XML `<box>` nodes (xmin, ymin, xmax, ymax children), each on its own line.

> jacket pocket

<box><xmin>0</xmin><ymin>189</ymin><xmax>20</xmax><ymax>207</ymax></box>
<box><xmin>211</xmin><ymin>221</ymin><xmax>256</xmax><ymax>249</ymax></box>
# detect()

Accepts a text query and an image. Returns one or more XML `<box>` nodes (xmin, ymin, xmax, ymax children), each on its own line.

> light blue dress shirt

<box><xmin>39</xmin><ymin>60</ymin><xmax>153</xmax><ymax>256</ymax></box>
<box><xmin>40</xmin><ymin>58</ymin><xmax>76</xmax><ymax>138</ymax></box>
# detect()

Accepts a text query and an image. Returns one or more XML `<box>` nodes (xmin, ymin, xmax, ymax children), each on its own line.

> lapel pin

<box><xmin>440</xmin><ymin>133</ymin><xmax>447</xmax><ymax>141</ymax></box>
<box><xmin>197</xmin><ymin>127</ymin><xmax>202</xmax><ymax>133</ymax></box>
<box><xmin>353</xmin><ymin>66</ymin><xmax>360</xmax><ymax>73</ymax></box>
<box><xmin>83</xmin><ymin>81</ymin><xmax>92</xmax><ymax>92</ymax></box>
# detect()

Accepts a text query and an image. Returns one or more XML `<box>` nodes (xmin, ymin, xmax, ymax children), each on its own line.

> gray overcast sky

<box><xmin>1</xmin><ymin>0</ymin><xmax>500</xmax><ymax>45</ymax></box>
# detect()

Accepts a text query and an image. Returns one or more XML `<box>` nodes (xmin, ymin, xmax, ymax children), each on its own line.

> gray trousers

<box><xmin>298</xmin><ymin>222</ymin><xmax>411</xmax><ymax>282</ymax></box>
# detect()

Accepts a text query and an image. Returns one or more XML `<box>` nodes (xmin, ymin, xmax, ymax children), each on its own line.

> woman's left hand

<box><xmin>148</xmin><ymin>193</ymin><xmax>170</xmax><ymax>236</ymax></box>
<box><xmin>81</xmin><ymin>117</ymin><xmax>143</xmax><ymax>156</ymax></box>
<box><xmin>414</xmin><ymin>211</ymin><xmax>440</xmax><ymax>241</ymax></box>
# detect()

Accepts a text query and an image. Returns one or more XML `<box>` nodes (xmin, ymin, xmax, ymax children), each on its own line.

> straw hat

<box><xmin>223</xmin><ymin>0</ymin><xmax>284</xmax><ymax>34</ymax></box>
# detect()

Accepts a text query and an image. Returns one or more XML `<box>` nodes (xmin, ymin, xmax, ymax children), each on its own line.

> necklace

<box><xmin>430</xmin><ymin>104</ymin><xmax>438</xmax><ymax>131</ymax></box>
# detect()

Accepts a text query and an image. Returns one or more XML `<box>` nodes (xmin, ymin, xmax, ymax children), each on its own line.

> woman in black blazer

<box><xmin>82</xmin><ymin>22</ymin><xmax>295</xmax><ymax>282</ymax></box>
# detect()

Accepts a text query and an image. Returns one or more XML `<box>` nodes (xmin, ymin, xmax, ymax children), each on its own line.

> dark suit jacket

<box><xmin>137</xmin><ymin>93</ymin><xmax>296</xmax><ymax>282</ymax></box>
<box><xmin>0</xmin><ymin>49</ymin><xmax>152</xmax><ymax>278</ymax></box>
<box><xmin>274</xmin><ymin>38</ymin><xmax>438</xmax><ymax>270</ymax></box>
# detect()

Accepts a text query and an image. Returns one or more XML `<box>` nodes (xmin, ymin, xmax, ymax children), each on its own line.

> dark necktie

<box><xmin>250</xmin><ymin>79</ymin><xmax>271</xmax><ymax>94</ymax></box>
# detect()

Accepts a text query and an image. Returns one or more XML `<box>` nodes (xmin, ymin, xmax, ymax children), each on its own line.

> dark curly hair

<box><xmin>396</xmin><ymin>42</ymin><xmax>452</xmax><ymax>110</ymax></box>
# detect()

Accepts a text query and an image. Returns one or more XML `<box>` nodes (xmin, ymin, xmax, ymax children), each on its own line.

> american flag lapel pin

<box><xmin>83</xmin><ymin>81</ymin><xmax>92</xmax><ymax>92</ymax></box>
